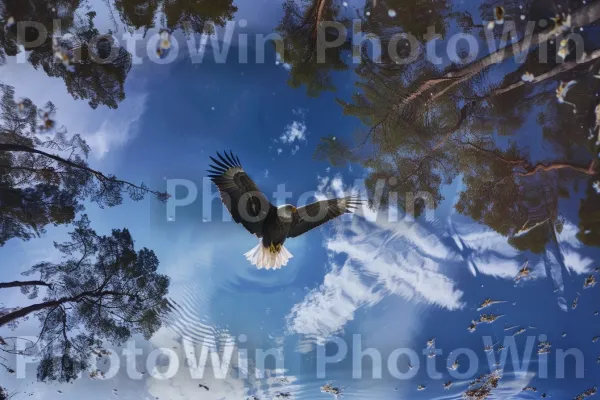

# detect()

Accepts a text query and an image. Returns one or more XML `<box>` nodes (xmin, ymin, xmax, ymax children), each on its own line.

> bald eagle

<box><xmin>208</xmin><ymin>151</ymin><xmax>363</xmax><ymax>269</ymax></box>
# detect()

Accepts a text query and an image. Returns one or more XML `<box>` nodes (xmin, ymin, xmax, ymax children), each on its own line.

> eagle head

<box><xmin>277</xmin><ymin>204</ymin><xmax>297</xmax><ymax>220</ymax></box>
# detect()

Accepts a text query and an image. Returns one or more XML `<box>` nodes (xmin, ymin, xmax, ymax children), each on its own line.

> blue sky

<box><xmin>1</xmin><ymin>0</ymin><xmax>600</xmax><ymax>399</ymax></box>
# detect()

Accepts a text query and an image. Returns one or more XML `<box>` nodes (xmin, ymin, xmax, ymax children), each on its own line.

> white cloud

<box><xmin>448</xmin><ymin>215</ymin><xmax>597</xmax><ymax>295</ymax></box>
<box><xmin>280</xmin><ymin>121</ymin><xmax>307</xmax><ymax>144</ymax></box>
<box><xmin>557</xmin><ymin>220</ymin><xmax>595</xmax><ymax>274</ymax></box>
<box><xmin>277</xmin><ymin>109</ymin><xmax>308</xmax><ymax>156</ymax></box>
<box><xmin>0</xmin><ymin>59</ymin><xmax>148</xmax><ymax>161</ymax></box>
<box><xmin>448</xmin><ymin>222</ymin><xmax>525</xmax><ymax>279</ymax></box>
<box><xmin>275</xmin><ymin>52</ymin><xmax>292</xmax><ymax>71</ymax></box>
<box><xmin>277</xmin><ymin>148</ymin><xmax>282</xmax><ymax>155</ymax></box>
<box><xmin>83</xmin><ymin>93</ymin><xmax>148</xmax><ymax>159</ymax></box>
<box><xmin>285</xmin><ymin>177</ymin><xmax>465</xmax><ymax>348</ymax></box>
<box><xmin>286</xmin><ymin>261</ymin><xmax>384</xmax><ymax>341</ymax></box>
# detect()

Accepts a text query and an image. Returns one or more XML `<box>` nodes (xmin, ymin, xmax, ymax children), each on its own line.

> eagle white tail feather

<box><xmin>244</xmin><ymin>242</ymin><xmax>293</xmax><ymax>270</ymax></box>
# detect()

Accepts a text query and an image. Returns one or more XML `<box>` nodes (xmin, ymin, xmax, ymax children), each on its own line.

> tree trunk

<box><xmin>310</xmin><ymin>0</ymin><xmax>329</xmax><ymax>40</ymax></box>
<box><xmin>1</xmin><ymin>143</ymin><xmax>119</xmax><ymax>184</ymax></box>
<box><xmin>490</xmin><ymin>49</ymin><xmax>600</xmax><ymax>98</ymax></box>
<box><xmin>463</xmin><ymin>141</ymin><xmax>598</xmax><ymax>176</ymax></box>
<box><xmin>0</xmin><ymin>298</ymin><xmax>67</xmax><ymax>327</ymax></box>
<box><xmin>0</xmin><ymin>280</ymin><xmax>51</xmax><ymax>289</ymax></box>
<box><xmin>518</xmin><ymin>161</ymin><xmax>597</xmax><ymax>176</ymax></box>
<box><xmin>0</xmin><ymin>290</ymin><xmax>126</xmax><ymax>327</ymax></box>
<box><xmin>0</xmin><ymin>143</ymin><xmax>164</xmax><ymax>198</ymax></box>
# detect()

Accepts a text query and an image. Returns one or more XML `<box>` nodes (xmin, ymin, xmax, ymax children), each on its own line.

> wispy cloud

<box><xmin>84</xmin><ymin>93</ymin><xmax>148</xmax><ymax>159</ymax></box>
<box><xmin>285</xmin><ymin>177</ymin><xmax>465</xmax><ymax>348</ymax></box>
<box><xmin>275</xmin><ymin>52</ymin><xmax>292</xmax><ymax>71</ymax></box>
<box><xmin>280</xmin><ymin>121</ymin><xmax>307</xmax><ymax>144</ymax></box>
<box><xmin>274</xmin><ymin>109</ymin><xmax>308</xmax><ymax>155</ymax></box>
<box><xmin>0</xmin><ymin>59</ymin><xmax>148</xmax><ymax>161</ymax></box>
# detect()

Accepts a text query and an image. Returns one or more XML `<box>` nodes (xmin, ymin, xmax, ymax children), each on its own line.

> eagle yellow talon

<box><xmin>276</xmin><ymin>243</ymin><xmax>282</xmax><ymax>252</ymax></box>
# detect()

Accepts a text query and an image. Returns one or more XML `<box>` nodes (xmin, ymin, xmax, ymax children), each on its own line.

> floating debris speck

<box><xmin>521</xmin><ymin>72</ymin><xmax>535</xmax><ymax>82</ymax></box>
<box><xmin>494</xmin><ymin>6</ymin><xmax>505</xmax><ymax>24</ymax></box>
<box><xmin>159</xmin><ymin>30</ymin><xmax>171</xmax><ymax>49</ymax></box>
<box><xmin>552</xmin><ymin>13</ymin><xmax>572</xmax><ymax>35</ymax></box>
<box><xmin>427</xmin><ymin>338</ymin><xmax>435</xmax><ymax>348</ymax></box>
<box><xmin>479</xmin><ymin>313</ymin><xmax>504</xmax><ymax>324</ymax></box>
<box><xmin>38</xmin><ymin>111</ymin><xmax>55</xmax><ymax>131</ymax></box>
<box><xmin>592</xmin><ymin>181</ymin><xmax>600</xmax><ymax>194</ymax></box>
<box><xmin>321</xmin><ymin>383</ymin><xmax>342</xmax><ymax>396</ymax></box>
<box><xmin>593</xmin><ymin>336</ymin><xmax>600</xmax><ymax>343</ymax></box>
<box><xmin>443</xmin><ymin>381</ymin><xmax>453</xmax><ymax>390</ymax></box>
<box><xmin>515</xmin><ymin>262</ymin><xmax>531</xmax><ymax>282</ymax></box>
<box><xmin>464</xmin><ymin>370</ymin><xmax>501</xmax><ymax>400</ymax></box>
<box><xmin>573</xmin><ymin>293</ymin><xmax>580</xmax><ymax>309</ymax></box>
<box><xmin>513</xmin><ymin>327</ymin><xmax>526</xmax><ymax>336</ymax></box>
<box><xmin>478</xmin><ymin>298</ymin><xmax>506</xmax><ymax>311</ymax></box>
<box><xmin>468</xmin><ymin>321</ymin><xmax>477</xmax><ymax>333</ymax></box>
<box><xmin>449</xmin><ymin>359</ymin><xmax>459</xmax><ymax>371</ymax></box>
<box><xmin>556</xmin><ymin>80</ymin><xmax>577</xmax><ymax>109</ymax></box>
<box><xmin>417</xmin><ymin>384</ymin><xmax>426</xmax><ymax>391</ymax></box>
<box><xmin>557</xmin><ymin>45</ymin><xmax>570</xmax><ymax>60</ymax></box>
<box><xmin>484</xmin><ymin>342</ymin><xmax>498</xmax><ymax>353</ymax></box>
<box><xmin>574</xmin><ymin>386</ymin><xmax>597</xmax><ymax>400</ymax></box>
<box><xmin>584</xmin><ymin>275</ymin><xmax>597</xmax><ymax>289</ymax></box>
<box><xmin>388</xmin><ymin>9</ymin><xmax>397</xmax><ymax>17</ymax></box>
<box><xmin>6</xmin><ymin>16</ymin><xmax>15</xmax><ymax>27</ymax></box>
<box><xmin>522</xmin><ymin>386</ymin><xmax>537</xmax><ymax>392</ymax></box>
<box><xmin>538</xmin><ymin>341</ymin><xmax>552</xmax><ymax>355</ymax></box>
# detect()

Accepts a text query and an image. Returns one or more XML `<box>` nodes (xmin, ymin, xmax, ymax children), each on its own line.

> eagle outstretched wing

<box><xmin>208</xmin><ymin>151</ymin><xmax>274</xmax><ymax>237</ymax></box>
<box><xmin>287</xmin><ymin>196</ymin><xmax>363</xmax><ymax>238</ymax></box>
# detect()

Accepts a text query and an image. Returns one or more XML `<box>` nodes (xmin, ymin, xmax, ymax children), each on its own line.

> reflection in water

<box><xmin>316</xmin><ymin>1</ymin><xmax>600</xmax><ymax>260</ymax></box>
<box><xmin>165</xmin><ymin>280</ymin><xmax>223</xmax><ymax>348</ymax></box>
<box><xmin>1</xmin><ymin>1</ymin><xmax>132</xmax><ymax>109</ymax></box>
<box><xmin>115</xmin><ymin>0</ymin><xmax>237</xmax><ymax>33</ymax></box>
<box><xmin>276</xmin><ymin>0</ymin><xmax>351</xmax><ymax>97</ymax></box>
<box><xmin>1</xmin><ymin>0</ymin><xmax>600</xmax><ymax>398</ymax></box>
